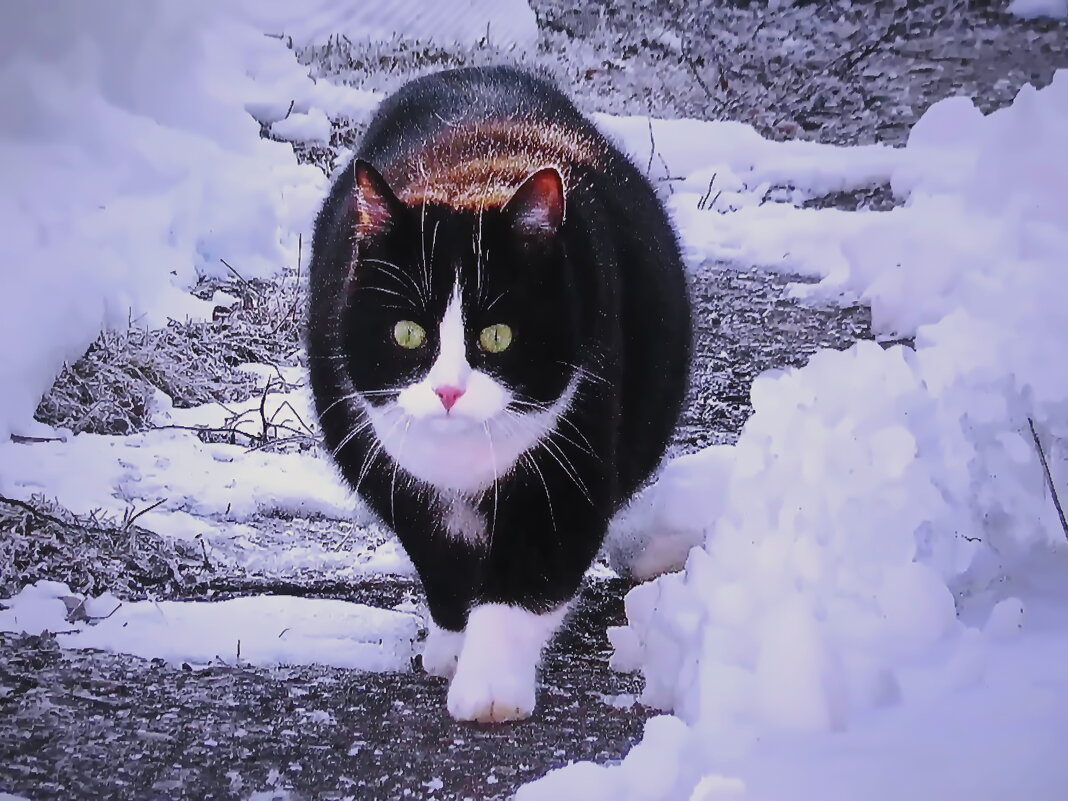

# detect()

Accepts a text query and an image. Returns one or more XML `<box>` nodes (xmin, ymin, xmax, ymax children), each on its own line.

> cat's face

<box><xmin>337</xmin><ymin>162</ymin><xmax>580</xmax><ymax>492</ymax></box>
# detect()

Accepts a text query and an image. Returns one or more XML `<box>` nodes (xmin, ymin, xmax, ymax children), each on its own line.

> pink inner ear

<box><xmin>353</xmin><ymin>161</ymin><xmax>395</xmax><ymax>239</ymax></box>
<box><xmin>506</xmin><ymin>167</ymin><xmax>565</xmax><ymax>236</ymax></box>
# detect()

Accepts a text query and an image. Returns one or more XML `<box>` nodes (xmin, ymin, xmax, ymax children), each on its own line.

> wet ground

<box><xmin>0</xmin><ymin>581</ymin><xmax>643</xmax><ymax>801</ymax></box>
<box><xmin>2</xmin><ymin>2</ymin><xmax>1066</xmax><ymax>800</ymax></box>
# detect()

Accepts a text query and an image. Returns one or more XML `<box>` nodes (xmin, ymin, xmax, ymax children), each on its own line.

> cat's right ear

<box><xmin>351</xmin><ymin>160</ymin><xmax>401</xmax><ymax>240</ymax></box>
<box><xmin>503</xmin><ymin>167</ymin><xmax>565</xmax><ymax>241</ymax></box>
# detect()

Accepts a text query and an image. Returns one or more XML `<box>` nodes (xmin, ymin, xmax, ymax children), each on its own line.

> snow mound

<box><xmin>527</xmin><ymin>73</ymin><xmax>1068</xmax><ymax>801</ymax></box>
<box><xmin>1008</xmin><ymin>0</ymin><xmax>1068</xmax><ymax>19</ymax></box>
<box><xmin>0</xmin><ymin>1</ymin><xmax>327</xmax><ymax>441</ymax></box>
<box><xmin>0</xmin><ymin>581</ymin><xmax>420</xmax><ymax>672</ymax></box>
<box><xmin>607</xmin><ymin>446</ymin><xmax>735</xmax><ymax>581</ymax></box>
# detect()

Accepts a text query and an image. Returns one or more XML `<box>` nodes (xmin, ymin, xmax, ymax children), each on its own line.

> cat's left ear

<box><xmin>352</xmin><ymin>159</ymin><xmax>402</xmax><ymax>240</ymax></box>
<box><xmin>503</xmin><ymin>167</ymin><xmax>565</xmax><ymax>240</ymax></box>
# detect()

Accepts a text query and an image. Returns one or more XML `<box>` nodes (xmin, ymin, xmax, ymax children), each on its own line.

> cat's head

<box><xmin>336</xmin><ymin>160</ymin><xmax>583</xmax><ymax>490</ymax></box>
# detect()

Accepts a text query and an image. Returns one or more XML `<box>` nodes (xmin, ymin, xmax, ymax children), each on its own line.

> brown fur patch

<box><xmin>387</xmin><ymin>118</ymin><xmax>603</xmax><ymax>210</ymax></box>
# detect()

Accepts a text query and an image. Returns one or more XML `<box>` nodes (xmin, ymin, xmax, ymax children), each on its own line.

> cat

<box><xmin>307</xmin><ymin>65</ymin><xmax>691</xmax><ymax>722</ymax></box>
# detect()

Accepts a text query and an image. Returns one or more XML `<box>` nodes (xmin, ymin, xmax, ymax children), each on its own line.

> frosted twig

<box><xmin>1028</xmin><ymin>418</ymin><xmax>1067</xmax><ymax>542</ymax></box>
<box><xmin>646</xmin><ymin>114</ymin><xmax>655</xmax><ymax>177</ymax></box>
<box><xmin>218</xmin><ymin>258</ymin><xmax>252</xmax><ymax>290</ymax></box>
<box><xmin>697</xmin><ymin>173</ymin><xmax>717</xmax><ymax>210</ymax></box>
<box><xmin>122</xmin><ymin>498</ymin><xmax>167</xmax><ymax>532</ymax></box>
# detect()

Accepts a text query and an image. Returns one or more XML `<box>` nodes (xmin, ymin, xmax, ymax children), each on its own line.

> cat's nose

<box><xmin>435</xmin><ymin>385</ymin><xmax>465</xmax><ymax>412</ymax></box>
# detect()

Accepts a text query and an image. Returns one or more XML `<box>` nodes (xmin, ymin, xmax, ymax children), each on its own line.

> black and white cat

<box><xmin>307</xmin><ymin>66</ymin><xmax>691</xmax><ymax>722</ymax></box>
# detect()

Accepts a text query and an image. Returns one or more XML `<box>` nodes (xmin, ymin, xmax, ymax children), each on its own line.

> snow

<box><xmin>1008</xmin><ymin>0</ymin><xmax>1068</xmax><ymax>19</ymax></box>
<box><xmin>607</xmin><ymin>446</ymin><xmax>735</xmax><ymax>581</ymax></box>
<box><xmin>0</xmin><ymin>375</ymin><xmax>414</xmax><ymax>578</ymax></box>
<box><xmin>270</xmin><ymin>108</ymin><xmax>334</xmax><ymax>145</ymax></box>
<box><xmin>594</xmin><ymin>113</ymin><xmax>903</xmax><ymax>200</ymax></box>
<box><xmin>0</xmin><ymin>2</ymin><xmax>323</xmax><ymax>441</ymax></box>
<box><xmin>531</xmin><ymin>73</ymin><xmax>1068</xmax><ymax>800</ymax></box>
<box><xmin>0</xmin><ymin>580</ymin><xmax>420</xmax><ymax>672</ymax></box>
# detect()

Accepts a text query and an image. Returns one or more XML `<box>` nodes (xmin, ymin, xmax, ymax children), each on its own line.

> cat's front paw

<box><xmin>446</xmin><ymin>659</ymin><xmax>536</xmax><ymax>723</ymax></box>
<box><xmin>421</xmin><ymin>622</ymin><xmax>464</xmax><ymax>679</ymax></box>
<box><xmin>443</xmin><ymin>603</ymin><xmax>564</xmax><ymax>723</ymax></box>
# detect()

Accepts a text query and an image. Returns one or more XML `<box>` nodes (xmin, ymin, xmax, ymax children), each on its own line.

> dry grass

<box><xmin>0</xmin><ymin>495</ymin><xmax>206</xmax><ymax>600</ymax></box>
<box><xmin>34</xmin><ymin>268</ymin><xmax>307</xmax><ymax>437</ymax></box>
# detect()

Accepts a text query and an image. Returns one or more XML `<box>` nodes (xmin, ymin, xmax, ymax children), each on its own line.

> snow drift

<box><xmin>0</xmin><ymin>1</ymin><xmax>324</xmax><ymax>441</ymax></box>
<box><xmin>0</xmin><ymin>580</ymin><xmax>420</xmax><ymax>672</ymax></box>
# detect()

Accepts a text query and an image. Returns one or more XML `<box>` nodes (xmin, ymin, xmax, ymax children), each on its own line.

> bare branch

<box><xmin>1029</xmin><ymin>418</ymin><xmax>1068</xmax><ymax>541</ymax></box>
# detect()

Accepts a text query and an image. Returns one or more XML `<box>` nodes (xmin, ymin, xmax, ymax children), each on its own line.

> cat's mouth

<box><xmin>369</xmin><ymin>399</ymin><xmax>495</xmax><ymax>435</ymax></box>
<box><xmin>424</xmin><ymin>414</ymin><xmax>482</xmax><ymax>433</ymax></box>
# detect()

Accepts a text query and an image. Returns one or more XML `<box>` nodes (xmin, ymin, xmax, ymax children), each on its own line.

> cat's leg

<box><xmin>404</xmin><ymin>528</ymin><xmax>480</xmax><ymax>681</ymax></box>
<box><xmin>421</xmin><ymin>619</ymin><xmax>464</xmax><ymax>679</ymax></box>
<box><xmin>446</xmin><ymin>602</ymin><xmax>567</xmax><ymax>723</ymax></box>
<box><xmin>445</xmin><ymin>472</ymin><xmax>608</xmax><ymax>722</ymax></box>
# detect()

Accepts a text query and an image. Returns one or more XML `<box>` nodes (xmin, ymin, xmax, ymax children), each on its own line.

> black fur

<box><xmin>307</xmin><ymin>66</ymin><xmax>691</xmax><ymax>632</ymax></box>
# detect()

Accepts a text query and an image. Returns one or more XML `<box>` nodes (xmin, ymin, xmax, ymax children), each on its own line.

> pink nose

<box><xmin>435</xmin><ymin>385</ymin><xmax>465</xmax><ymax>412</ymax></box>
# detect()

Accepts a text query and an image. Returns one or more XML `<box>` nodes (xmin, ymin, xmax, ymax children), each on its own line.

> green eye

<box><xmin>479</xmin><ymin>323</ymin><xmax>513</xmax><ymax>353</ymax></box>
<box><xmin>393</xmin><ymin>320</ymin><xmax>426</xmax><ymax>349</ymax></box>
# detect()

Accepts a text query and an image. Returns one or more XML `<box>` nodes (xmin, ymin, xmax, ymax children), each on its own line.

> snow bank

<box><xmin>1</xmin><ymin>426</ymin><xmax>355</xmax><ymax>530</ymax></box>
<box><xmin>593</xmin><ymin>112</ymin><xmax>904</xmax><ymax>275</ymax></box>
<box><xmin>1008</xmin><ymin>0</ymin><xmax>1068</xmax><ymax>19</ymax></box>
<box><xmin>607</xmin><ymin>446</ymin><xmax>735</xmax><ymax>581</ymax></box>
<box><xmin>0</xmin><ymin>580</ymin><xmax>420</xmax><ymax>672</ymax></box>
<box><xmin>594</xmin><ymin>113</ymin><xmax>903</xmax><ymax>200</ymax></box>
<box><xmin>529</xmin><ymin>74</ymin><xmax>1068</xmax><ymax>801</ymax></box>
<box><xmin>0</xmin><ymin>1</ymin><xmax>328</xmax><ymax>441</ymax></box>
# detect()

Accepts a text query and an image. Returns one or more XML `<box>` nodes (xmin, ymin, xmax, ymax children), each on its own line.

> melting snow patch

<box><xmin>0</xmin><ymin>581</ymin><xmax>420</xmax><ymax>672</ymax></box>
<box><xmin>1007</xmin><ymin>0</ymin><xmax>1068</xmax><ymax>19</ymax></box>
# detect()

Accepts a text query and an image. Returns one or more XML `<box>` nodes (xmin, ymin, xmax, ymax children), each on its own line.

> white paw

<box><xmin>420</xmin><ymin>623</ymin><xmax>464</xmax><ymax>679</ymax></box>
<box><xmin>446</xmin><ymin>658</ymin><xmax>536</xmax><ymax>723</ymax></box>
<box><xmin>443</xmin><ymin>603</ymin><xmax>566</xmax><ymax>723</ymax></box>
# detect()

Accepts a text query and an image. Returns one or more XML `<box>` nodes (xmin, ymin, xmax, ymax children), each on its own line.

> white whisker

<box><xmin>361</xmin><ymin>257</ymin><xmax>427</xmax><ymax>308</ymax></box>
<box><xmin>475</xmin><ymin>207</ymin><xmax>485</xmax><ymax>305</ymax></box>
<box><xmin>353</xmin><ymin>410</ymin><xmax>406</xmax><ymax>497</ymax></box>
<box><xmin>318</xmin><ymin>391</ymin><xmax>362</xmax><ymax>417</ymax></box>
<box><xmin>359</xmin><ymin>388</ymin><xmax>402</xmax><ymax>396</ymax></box>
<box><xmin>555</xmin><ymin>413</ymin><xmax>596</xmax><ymax>455</ymax></box>
<box><xmin>430</xmin><ymin>219</ymin><xmax>440</xmax><ymax>294</ymax></box>
<box><xmin>331</xmin><ymin>415</ymin><xmax>375</xmax><ymax>458</ymax></box>
<box><xmin>501</xmin><ymin>409</ymin><xmax>594</xmax><ymax>507</ymax></box>
<box><xmin>420</xmin><ymin>192</ymin><xmax>432</xmax><ymax>300</ymax></box>
<box><xmin>390</xmin><ymin>419</ymin><xmax>411</xmax><ymax>526</ymax></box>
<box><xmin>483</xmin><ymin>421</ymin><xmax>500</xmax><ymax>549</ymax></box>
<box><xmin>360</xmin><ymin>285</ymin><xmax>411</xmax><ymax>304</ymax></box>
<box><xmin>537</xmin><ymin>436</ymin><xmax>593</xmax><ymax>506</ymax></box>
<box><xmin>558</xmin><ymin>361</ymin><xmax>610</xmax><ymax>386</ymax></box>
<box><xmin>521</xmin><ymin>452</ymin><xmax>556</xmax><ymax>533</ymax></box>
